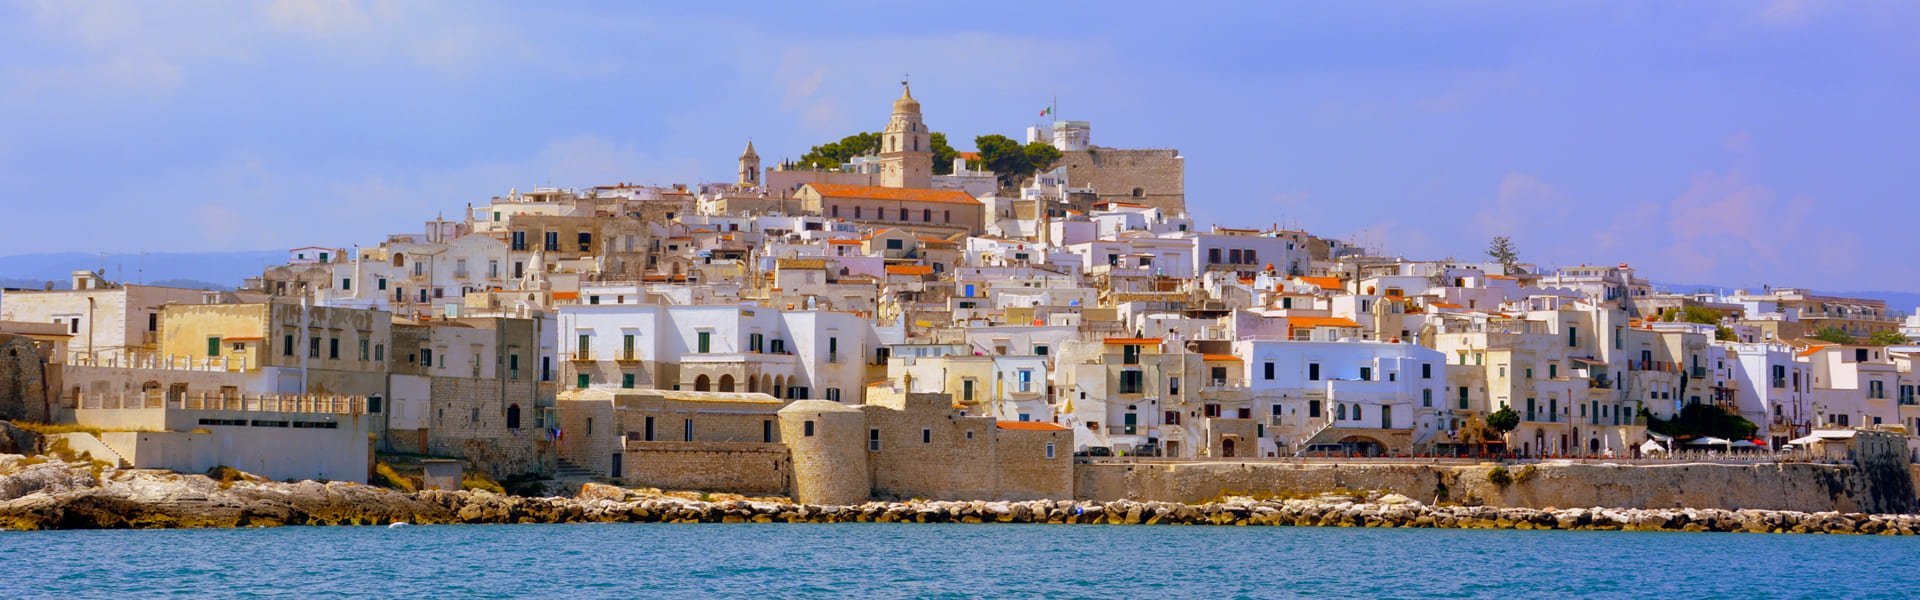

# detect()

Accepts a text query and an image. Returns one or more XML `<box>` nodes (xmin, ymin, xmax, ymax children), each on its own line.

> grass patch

<box><xmin>8</xmin><ymin>421</ymin><xmax>152</xmax><ymax>436</ymax></box>
<box><xmin>374</xmin><ymin>462</ymin><xmax>417</xmax><ymax>492</ymax></box>
<box><xmin>462</xmin><ymin>471</ymin><xmax>505</xmax><ymax>494</ymax></box>
<box><xmin>208</xmin><ymin>465</ymin><xmax>249</xmax><ymax>489</ymax></box>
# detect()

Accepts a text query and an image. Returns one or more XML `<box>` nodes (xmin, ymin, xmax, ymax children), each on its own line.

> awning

<box><xmin>1647</xmin><ymin>431</ymin><xmax>1674</xmax><ymax>442</ymax></box>
<box><xmin>1569</xmin><ymin>357</ymin><xmax>1606</xmax><ymax>366</ymax></box>
<box><xmin>1640</xmin><ymin>439</ymin><xmax>1668</xmax><ymax>454</ymax></box>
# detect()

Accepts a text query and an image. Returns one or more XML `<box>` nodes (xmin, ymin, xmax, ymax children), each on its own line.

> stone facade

<box><xmin>427</xmin><ymin>376</ymin><xmax>544</xmax><ymax>476</ymax></box>
<box><xmin>1054</xmin><ymin>147</ymin><xmax>1185</xmax><ymax>215</ymax></box>
<box><xmin>0</xmin><ymin>334</ymin><xmax>52</xmax><ymax>422</ymax></box>
<box><xmin>620</xmin><ymin>441</ymin><xmax>790</xmax><ymax>495</ymax></box>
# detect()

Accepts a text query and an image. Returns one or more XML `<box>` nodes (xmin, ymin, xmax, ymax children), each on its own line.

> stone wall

<box><xmin>619</xmin><ymin>441</ymin><xmax>790</xmax><ymax>495</ymax></box>
<box><xmin>1078</xmin><ymin>447</ymin><xmax>1917</xmax><ymax>514</ymax></box>
<box><xmin>0</xmin><ymin>335</ymin><xmax>50</xmax><ymax>422</ymax></box>
<box><xmin>1055</xmin><ymin>147</ymin><xmax>1185</xmax><ymax>214</ymax></box>
<box><xmin>427</xmin><ymin>376</ymin><xmax>545</xmax><ymax>476</ymax></box>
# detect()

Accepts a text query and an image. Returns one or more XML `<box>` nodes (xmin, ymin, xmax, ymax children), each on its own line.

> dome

<box><xmin>892</xmin><ymin>84</ymin><xmax>921</xmax><ymax>114</ymax></box>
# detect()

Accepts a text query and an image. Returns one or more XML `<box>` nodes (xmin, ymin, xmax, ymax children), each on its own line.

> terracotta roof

<box><xmin>802</xmin><ymin>183</ymin><xmax>981</xmax><ymax>206</ymax></box>
<box><xmin>996</xmin><ymin>421</ymin><xmax>1070</xmax><ymax>432</ymax></box>
<box><xmin>1289</xmin><ymin>316</ymin><xmax>1361</xmax><ymax>329</ymax></box>
<box><xmin>827</xmin><ymin>239</ymin><xmax>863</xmax><ymax>245</ymax></box>
<box><xmin>1294</xmin><ymin>276</ymin><xmax>1342</xmax><ymax>290</ymax></box>
<box><xmin>1798</xmin><ymin>345</ymin><xmax>1832</xmax><ymax>358</ymax></box>
<box><xmin>778</xmin><ymin>258</ymin><xmax>827</xmax><ymax>270</ymax></box>
<box><xmin>1103</xmin><ymin>337</ymin><xmax>1162</xmax><ymax>344</ymax></box>
<box><xmin>1202</xmin><ymin>354</ymin><xmax>1242</xmax><ymax>362</ymax></box>
<box><xmin>552</xmin><ymin>291</ymin><xmax>580</xmax><ymax>301</ymax></box>
<box><xmin>1429</xmin><ymin>302</ymin><xmax>1464</xmax><ymax>309</ymax></box>
<box><xmin>885</xmin><ymin>265</ymin><xmax>933</xmax><ymax>276</ymax></box>
<box><xmin>1486</xmin><ymin>274</ymin><xmax>1517</xmax><ymax>280</ymax></box>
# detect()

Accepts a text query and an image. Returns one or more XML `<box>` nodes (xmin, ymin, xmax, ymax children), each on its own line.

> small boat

<box><xmin>388</xmin><ymin>522</ymin><xmax>411</xmax><ymax>529</ymax></box>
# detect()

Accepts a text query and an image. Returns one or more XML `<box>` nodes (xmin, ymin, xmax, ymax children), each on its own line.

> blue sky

<box><xmin>2</xmin><ymin>1</ymin><xmax>1916</xmax><ymax>291</ymax></box>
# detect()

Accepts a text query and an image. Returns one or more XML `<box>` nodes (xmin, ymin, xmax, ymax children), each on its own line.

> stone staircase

<box><xmin>551</xmin><ymin>458</ymin><xmax>603</xmax><ymax>495</ymax></box>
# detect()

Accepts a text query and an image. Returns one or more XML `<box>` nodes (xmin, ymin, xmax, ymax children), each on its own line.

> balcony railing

<box><xmin>571</xmin><ymin>351</ymin><xmax>594</xmax><ymax>361</ymax></box>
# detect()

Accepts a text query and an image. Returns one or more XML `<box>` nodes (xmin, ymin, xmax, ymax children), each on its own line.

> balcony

<box><xmin>615</xmin><ymin>351</ymin><xmax>643</xmax><ymax>363</ymax></box>
<box><xmin>570</xmin><ymin>351</ymin><xmax>594</xmax><ymax>362</ymax></box>
<box><xmin>1691</xmin><ymin>367</ymin><xmax>1707</xmax><ymax>378</ymax></box>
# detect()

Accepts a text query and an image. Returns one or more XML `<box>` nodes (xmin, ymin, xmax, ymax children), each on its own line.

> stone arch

<box><xmin>694</xmin><ymin>374</ymin><xmax>711</xmax><ymax>392</ymax></box>
<box><xmin>747</xmin><ymin>376</ymin><xmax>758</xmax><ymax>393</ymax></box>
<box><xmin>718</xmin><ymin>374</ymin><xmax>735</xmax><ymax>393</ymax></box>
<box><xmin>1222</xmin><ymin>437</ymin><xmax>1237</xmax><ymax>458</ymax></box>
<box><xmin>393</xmin><ymin>253</ymin><xmax>405</xmax><ymax>267</ymax></box>
<box><xmin>773</xmin><ymin>376</ymin><xmax>785</xmax><ymax>399</ymax></box>
<box><xmin>761</xmin><ymin>375</ymin><xmax>772</xmax><ymax>395</ymax></box>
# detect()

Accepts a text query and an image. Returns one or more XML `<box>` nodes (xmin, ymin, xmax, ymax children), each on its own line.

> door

<box><xmin>610</xmin><ymin>453</ymin><xmax>623</xmax><ymax>479</ymax></box>
<box><xmin>1222</xmin><ymin>438</ymin><xmax>1236</xmax><ymax>458</ymax></box>
<box><xmin>1381</xmin><ymin>405</ymin><xmax>1392</xmax><ymax>429</ymax></box>
<box><xmin>1123</xmin><ymin>413</ymin><xmax>1137</xmax><ymax>435</ymax></box>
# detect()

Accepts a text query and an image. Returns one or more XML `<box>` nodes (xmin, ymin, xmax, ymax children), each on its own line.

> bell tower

<box><xmin>738</xmin><ymin>140</ymin><xmax>760</xmax><ymax>187</ymax></box>
<box><xmin>879</xmin><ymin>82</ymin><xmax>932</xmax><ymax>189</ymax></box>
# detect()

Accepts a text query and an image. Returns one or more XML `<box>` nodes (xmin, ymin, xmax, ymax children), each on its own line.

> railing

<box><xmin>68</xmin><ymin>352</ymin><xmax>252</xmax><ymax>372</ymax></box>
<box><xmin>70</xmin><ymin>391</ymin><xmax>368</xmax><ymax>415</ymax></box>
<box><xmin>1107</xmin><ymin>425</ymin><xmax>1143</xmax><ymax>436</ymax></box>
<box><xmin>571</xmin><ymin>351</ymin><xmax>594</xmax><ymax>361</ymax></box>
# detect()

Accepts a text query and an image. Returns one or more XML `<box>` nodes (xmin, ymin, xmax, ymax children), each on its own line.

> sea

<box><xmin>3</xmin><ymin>523</ymin><xmax>1915</xmax><ymax>598</ymax></box>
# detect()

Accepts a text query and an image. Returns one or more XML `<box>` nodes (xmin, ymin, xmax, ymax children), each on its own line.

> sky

<box><xmin>1</xmin><ymin>0</ymin><xmax>1916</xmax><ymax>292</ymax></box>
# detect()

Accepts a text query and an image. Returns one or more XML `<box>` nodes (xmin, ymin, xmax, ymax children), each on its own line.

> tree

<box><xmin>1661</xmin><ymin>305</ymin><xmax>1723</xmax><ymax>325</ymax></box>
<box><xmin>1485</xmin><ymin>405</ymin><xmax>1520</xmax><ymax>449</ymax></box>
<box><xmin>930</xmin><ymin>132</ymin><xmax>958</xmax><ymax>175</ymax></box>
<box><xmin>975</xmin><ymin>134</ymin><xmax>1029</xmax><ymax>188</ymax></box>
<box><xmin>1023</xmin><ymin>141</ymin><xmax>1062</xmax><ymax>176</ymax></box>
<box><xmin>793</xmin><ymin>132</ymin><xmax>881</xmax><ymax>170</ymax></box>
<box><xmin>1868</xmin><ymin>330</ymin><xmax>1911</xmax><ymax>346</ymax></box>
<box><xmin>1486</xmin><ymin>236</ymin><xmax>1520</xmax><ymax>275</ymax></box>
<box><xmin>1810</xmin><ymin>326</ymin><xmax>1856</xmax><ymax>345</ymax></box>
<box><xmin>1646</xmin><ymin>403</ymin><xmax>1757</xmax><ymax>441</ymax></box>
<box><xmin>1715</xmin><ymin>325</ymin><xmax>1737</xmax><ymax>342</ymax></box>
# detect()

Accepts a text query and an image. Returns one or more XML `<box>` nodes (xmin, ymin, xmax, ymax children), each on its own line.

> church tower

<box><xmin>738</xmin><ymin>140</ymin><xmax>760</xmax><ymax>187</ymax></box>
<box><xmin>879</xmin><ymin>83</ymin><xmax>932</xmax><ymax>189</ymax></box>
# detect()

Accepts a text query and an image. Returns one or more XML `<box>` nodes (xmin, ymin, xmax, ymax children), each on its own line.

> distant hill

<box><xmin>0</xmin><ymin>251</ymin><xmax>280</xmax><ymax>291</ymax></box>
<box><xmin>1653</xmin><ymin>281</ymin><xmax>1919</xmax><ymax>315</ymax></box>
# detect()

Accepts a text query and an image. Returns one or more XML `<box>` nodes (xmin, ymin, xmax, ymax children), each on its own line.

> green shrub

<box><xmin>1487</xmin><ymin>465</ymin><xmax>1512</xmax><ymax>487</ymax></box>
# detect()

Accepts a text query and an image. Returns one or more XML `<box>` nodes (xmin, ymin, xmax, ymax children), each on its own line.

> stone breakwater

<box><xmin>3</xmin><ymin>456</ymin><xmax>1919</xmax><ymax>534</ymax></box>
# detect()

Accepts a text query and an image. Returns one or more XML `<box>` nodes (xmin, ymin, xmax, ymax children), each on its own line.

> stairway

<box><xmin>551</xmin><ymin>458</ymin><xmax>604</xmax><ymax>495</ymax></box>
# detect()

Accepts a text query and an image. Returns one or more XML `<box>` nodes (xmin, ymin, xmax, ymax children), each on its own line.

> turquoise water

<box><xmin>4</xmin><ymin>524</ymin><xmax>1916</xmax><ymax>598</ymax></box>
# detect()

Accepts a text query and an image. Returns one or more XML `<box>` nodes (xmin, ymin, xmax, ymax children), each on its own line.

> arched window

<box><xmin>694</xmin><ymin>375</ymin><xmax>711</xmax><ymax>392</ymax></box>
<box><xmin>719</xmin><ymin>374</ymin><xmax>735</xmax><ymax>393</ymax></box>
<box><xmin>506</xmin><ymin>404</ymin><xmax>521</xmax><ymax>429</ymax></box>
<box><xmin>393</xmin><ymin>253</ymin><xmax>405</xmax><ymax>267</ymax></box>
<box><xmin>1131</xmin><ymin>187</ymin><xmax>1144</xmax><ymax>198</ymax></box>
<box><xmin>1337</xmin><ymin>404</ymin><xmax>1347</xmax><ymax>420</ymax></box>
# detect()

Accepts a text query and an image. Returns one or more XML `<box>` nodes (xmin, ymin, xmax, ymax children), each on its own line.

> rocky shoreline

<box><xmin>4</xmin><ymin>455</ymin><xmax>1919</xmax><ymax>534</ymax></box>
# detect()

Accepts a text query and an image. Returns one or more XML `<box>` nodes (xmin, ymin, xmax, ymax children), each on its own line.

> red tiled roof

<box><xmin>1103</xmin><ymin>337</ymin><xmax>1162</xmax><ymax>344</ymax></box>
<box><xmin>803</xmin><ymin>183</ymin><xmax>981</xmax><ymax>206</ymax></box>
<box><xmin>885</xmin><ymin>265</ymin><xmax>933</xmax><ymax>276</ymax></box>
<box><xmin>1294</xmin><ymin>276</ymin><xmax>1342</xmax><ymax>290</ymax></box>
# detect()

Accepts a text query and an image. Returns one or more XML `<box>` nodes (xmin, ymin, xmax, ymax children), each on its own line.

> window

<box><xmin>1308</xmin><ymin>363</ymin><xmax>1320</xmax><ymax>381</ymax></box>
<box><xmin>1549</xmin><ymin>364</ymin><xmax>1558</xmax><ymax>379</ymax></box>
<box><xmin>868</xmin><ymin>428</ymin><xmax>881</xmax><ymax>451</ymax></box>
<box><xmin>1308</xmin><ymin>400</ymin><xmax>1321</xmax><ymax>418</ymax></box>
<box><xmin>309</xmin><ymin>337</ymin><xmax>321</xmax><ymax>358</ymax></box>
<box><xmin>207</xmin><ymin>337</ymin><xmax>222</xmax><ymax>357</ymax></box>
<box><xmin>148</xmin><ymin>313</ymin><xmax>158</xmax><ymax>332</ymax></box>
<box><xmin>284</xmin><ymin>334</ymin><xmax>294</xmax><ymax>356</ymax></box>
<box><xmin>1422</xmin><ymin>364</ymin><xmax>1432</xmax><ymax>379</ymax></box>
<box><xmin>511</xmin><ymin>231</ymin><xmax>526</xmax><ymax>251</ymax></box>
<box><xmin>826</xmin><ymin>388</ymin><xmax>842</xmax><ymax>402</ymax></box>
<box><xmin>642</xmin><ymin>416</ymin><xmax>656</xmax><ymax>441</ymax></box>
<box><xmin>1168</xmin><ymin>376</ymin><xmax>1180</xmax><ymax>396</ymax></box>
<box><xmin>544</xmin><ymin>231</ymin><xmax>559</xmax><ymax>251</ymax></box>
<box><xmin>922</xmin><ymin>428</ymin><xmax>932</xmax><ymax>444</ymax></box>
<box><xmin>506</xmin><ymin>405</ymin><xmax>521</xmax><ymax>430</ymax></box>
<box><xmin>764</xmin><ymin>420</ymin><xmax>774</xmax><ymax>443</ymax></box>
<box><xmin>828</xmin><ymin>337</ymin><xmax>839</xmax><ymax>363</ymax></box>
<box><xmin>375</xmin><ymin>344</ymin><xmax>384</xmax><ymax>361</ymax></box>
<box><xmin>886</xmin><ymin>238</ymin><xmax>903</xmax><ymax>250</ymax></box>
<box><xmin>622</xmin><ymin>373</ymin><xmax>635</xmax><ymax>388</ymax></box>
<box><xmin>923</xmin><ymin>209</ymin><xmax>932</xmax><ymax>222</ymax></box>
<box><xmin>1118</xmin><ymin>370</ymin><xmax>1144</xmax><ymax>394</ymax></box>
<box><xmin>1423</xmin><ymin>388</ymin><xmax>1433</xmax><ymax>407</ymax></box>
<box><xmin>684</xmin><ymin>419</ymin><xmax>694</xmax><ymax>442</ymax></box>
<box><xmin>577</xmin><ymin>373</ymin><xmax>589</xmax><ymax>389</ymax></box>
<box><xmin>341</xmin><ymin>278</ymin><xmax>352</xmax><ymax>291</ymax></box>
<box><xmin>1459</xmin><ymin>387</ymin><xmax>1470</xmax><ymax>410</ymax></box>
<box><xmin>625</xmin><ymin>334</ymin><xmax>638</xmax><ymax>358</ymax></box>
<box><xmin>1122</xmin><ymin>344</ymin><xmax>1140</xmax><ymax>365</ymax></box>
<box><xmin>1568</xmin><ymin>326</ymin><xmax>1578</xmax><ymax>347</ymax></box>
<box><xmin>1208</xmin><ymin>248</ymin><xmax>1221</xmax><ymax>264</ymax></box>
<box><xmin>899</xmin><ymin>208</ymin><xmax>908</xmax><ymax>220</ymax></box>
<box><xmin>697</xmin><ymin>331</ymin><xmax>712</xmax><ymax>353</ymax></box>
<box><xmin>1046</xmin><ymin>442</ymin><xmax>1056</xmax><ymax>459</ymax></box>
<box><xmin>578</xmin><ymin>232</ymin><xmax>592</xmax><ymax>252</ymax></box>
<box><xmin>359</xmin><ymin>339</ymin><xmax>369</xmax><ymax>361</ymax></box>
<box><xmin>962</xmin><ymin>379</ymin><xmax>976</xmax><ymax>402</ymax></box>
<box><xmin>1359</xmin><ymin>366</ymin><xmax>1372</xmax><ymax>381</ymax></box>
<box><xmin>1034</xmin><ymin>345</ymin><xmax>1048</xmax><ymax>356</ymax></box>
<box><xmin>1264</xmin><ymin>362</ymin><xmax>1276</xmax><ymax>380</ymax></box>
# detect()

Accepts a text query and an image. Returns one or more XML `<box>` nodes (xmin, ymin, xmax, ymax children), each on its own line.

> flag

<box><xmin>1039</xmin><ymin>106</ymin><xmax>1051</xmax><ymax>117</ymax></box>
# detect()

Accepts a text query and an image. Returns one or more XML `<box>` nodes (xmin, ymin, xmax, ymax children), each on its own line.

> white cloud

<box><xmin>1475</xmin><ymin>172</ymin><xmax>1571</xmax><ymax>237</ymax></box>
